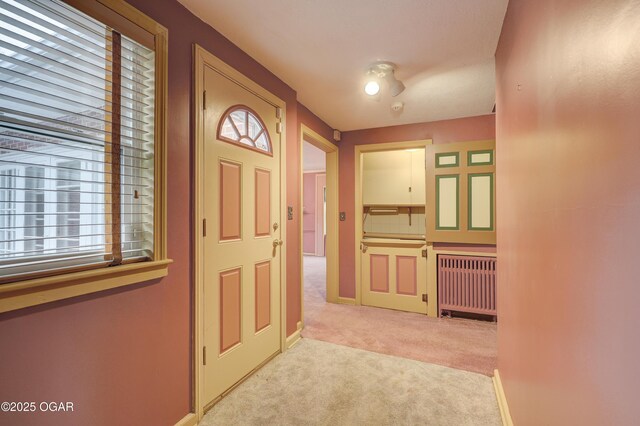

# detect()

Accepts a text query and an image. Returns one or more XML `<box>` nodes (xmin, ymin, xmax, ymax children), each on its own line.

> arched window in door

<box><xmin>217</xmin><ymin>105</ymin><xmax>272</xmax><ymax>156</ymax></box>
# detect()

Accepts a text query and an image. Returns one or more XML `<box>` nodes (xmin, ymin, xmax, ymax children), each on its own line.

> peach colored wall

<box><xmin>338</xmin><ymin>115</ymin><xmax>496</xmax><ymax>298</ymax></box>
<box><xmin>496</xmin><ymin>0</ymin><xmax>640</xmax><ymax>424</ymax></box>
<box><xmin>302</xmin><ymin>172</ymin><xmax>327</xmax><ymax>255</ymax></box>
<box><xmin>0</xmin><ymin>0</ymin><xmax>332</xmax><ymax>424</ymax></box>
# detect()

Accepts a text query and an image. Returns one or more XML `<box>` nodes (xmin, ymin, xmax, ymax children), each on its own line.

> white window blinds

<box><xmin>0</xmin><ymin>0</ymin><xmax>155</xmax><ymax>283</ymax></box>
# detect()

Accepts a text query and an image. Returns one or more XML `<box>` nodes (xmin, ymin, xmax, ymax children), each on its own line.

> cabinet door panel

<box><xmin>362</xmin><ymin>150</ymin><xmax>411</xmax><ymax>205</ymax></box>
<box><xmin>361</xmin><ymin>243</ymin><xmax>427</xmax><ymax>314</ymax></box>
<box><xmin>426</xmin><ymin>140</ymin><xmax>495</xmax><ymax>244</ymax></box>
<box><xmin>410</xmin><ymin>149</ymin><xmax>426</xmax><ymax>205</ymax></box>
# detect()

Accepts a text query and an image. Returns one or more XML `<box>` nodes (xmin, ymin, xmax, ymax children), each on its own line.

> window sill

<box><xmin>0</xmin><ymin>259</ymin><xmax>172</xmax><ymax>314</ymax></box>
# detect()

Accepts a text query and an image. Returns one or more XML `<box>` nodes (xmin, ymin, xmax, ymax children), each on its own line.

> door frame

<box><xmin>193</xmin><ymin>44</ymin><xmax>288</xmax><ymax>419</ymax></box>
<box><xmin>354</xmin><ymin>140</ymin><xmax>434</xmax><ymax>313</ymax></box>
<box><xmin>300</xmin><ymin>125</ymin><xmax>339</xmax><ymax>326</ymax></box>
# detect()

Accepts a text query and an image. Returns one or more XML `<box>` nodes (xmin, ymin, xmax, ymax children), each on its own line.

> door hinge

<box><xmin>276</xmin><ymin>107</ymin><xmax>282</xmax><ymax>119</ymax></box>
<box><xmin>422</xmin><ymin>294</ymin><xmax>428</xmax><ymax>303</ymax></box>
<box><xmin>421</xmin><ymin>249</ymin><xmax>427</xmax><ymax>258</ymax></box>
<box><xmin>276</xmin><ymin>122</ymin><xmax>283</xmax><ymax>134</ymax></box>
<box><xmin>203</xmin><ymin>90</ymin><xmax>207</xmax><ymax>110</ymax></box>
<box><xmin>203</xmin><ymin>218</ymin><xmax>207</xmax><ymax>237</ymax></box>
<box><xmin>203</xmin><ymin>346</ymin><xmax>207</xmax><ymax>365</ymax></box>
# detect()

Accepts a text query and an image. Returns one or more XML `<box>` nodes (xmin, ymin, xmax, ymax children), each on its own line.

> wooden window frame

<box><xmin>0</xmin><ymin>0</ymin><xmax>170</xmax><ymax>314</ymax></box>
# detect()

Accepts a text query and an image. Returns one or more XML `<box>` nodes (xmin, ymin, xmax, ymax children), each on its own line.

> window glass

<box><xmin>217</xmin><ymin>106</ymin><xmax>272</xmax><ymax>155</ymax></box>
<box><xmin>0</xmin><ymin>0</ymin><xmax>156</xmax><ymax>282</ymax></box>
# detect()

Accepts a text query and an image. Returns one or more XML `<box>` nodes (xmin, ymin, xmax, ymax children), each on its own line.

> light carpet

<box><xmin>200</xmin><ymin>338</ymin><xmax>501</xmax><ymax>426</ymax></box>
<box><xmin>302</xmin><ymin>256</ymin><xmax>497</xmax><ymax>376</ymax></box>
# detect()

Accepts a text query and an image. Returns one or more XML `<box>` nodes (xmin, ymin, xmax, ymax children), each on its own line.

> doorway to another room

<box><xmin>302</xmin><ymin>140</ymin><xmax>327</xmax><ymax>329</ymax></box>
<box><xmin>299</xmin><ymin>126</ymin><xmax>339</xmax><ymax>334</ymax></box>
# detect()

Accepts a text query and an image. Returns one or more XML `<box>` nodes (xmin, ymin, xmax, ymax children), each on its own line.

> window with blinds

<box><xmin>0</xmin><ymin>0</ymin><xmax>156</xmax><ymax>283</ymax></box>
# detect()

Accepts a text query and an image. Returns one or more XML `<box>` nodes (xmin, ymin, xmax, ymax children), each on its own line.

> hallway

<box><xmin>302</xmin><ymin>256</ymin><xmax>497</xmax><ymax>376</ymax></box>
<box><xmin>200</xmin><ymin>257</ymin><xmax>501</xmax><ymax>425</ymax></box>
<box><xmin>1</xmin><ymin>0</ymin><xmax>638</xmax><ymax>424</ymax></box>
<box><xmin>200</xmin><ymin>338</ymin><xmax>500</xmax><ymax>426</ymax></box>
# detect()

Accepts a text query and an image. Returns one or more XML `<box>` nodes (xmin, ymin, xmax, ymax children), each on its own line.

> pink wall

<box><xmin>0</xmin><ymin>1</ymin><xmax>335</xmax><ymax>424</ymax></box>
<box><xmin>303</xmin><ymin>173</ymin><xmax>319</xmax><ymax>254</ymax></box>
<box><xmin>496</xmin><ymin>0</ymin><xmax>640</xmax><ymax>424</ymax></box>
<box><xmin>303</xmin><ymin>173</ymin><xmax>326</xmax><ymax>255</ymax></box>
<box><xmin>298</xmin><ymin>102</ymin><xmax>336</xmax><ymax>144</ymax></box>
<box><xmin>338</xmin><ymin>115</ymin><xmax>496</xmax><ymax>298</ymax></box>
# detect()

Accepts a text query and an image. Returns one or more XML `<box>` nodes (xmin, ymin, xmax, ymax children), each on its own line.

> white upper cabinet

<box><xmin>410</xmin><ymin>149</ymin><xmax>426</xmax><ymax>205</ymax></box>
<box><xmin>362</xmin><ymin>149</ymin><xmax>425</xmax><ymax>206</ymax></box>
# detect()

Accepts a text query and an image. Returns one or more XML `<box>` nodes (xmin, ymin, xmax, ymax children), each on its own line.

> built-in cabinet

<box><xmin>426</xmin><ymin>139</ymin><xmax>496</xmax><ymax>244</ymax></box>
<box><xmin>362</xmin><ymin>149</ymin><xmax>425</xmax><ymax>206</ymax></box>
<box><xmin>360</xmin><ymin>146</ymin><xmax>428</xmax><ymax>313</ymax></box>
<box><xmin>357</xmin><ymin>140</ymin><xmax>496</xmax><ymax>317</ymax></box>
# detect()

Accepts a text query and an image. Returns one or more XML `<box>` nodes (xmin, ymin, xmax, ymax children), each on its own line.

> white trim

<box><xmin>493</xmin><ymin>369</ymin><xmax>514</xmax><ymax>426</ymax></box>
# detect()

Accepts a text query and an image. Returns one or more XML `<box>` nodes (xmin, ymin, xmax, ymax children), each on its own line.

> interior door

<box><xmin>361</xmin><ymin>241</ymin><xmax>427</xmax><ymax>314</ymax></box>
<box><xmin>202</xmin><ymin>64</ymin><xmax>282</xmax><ymax>405</ymax></box>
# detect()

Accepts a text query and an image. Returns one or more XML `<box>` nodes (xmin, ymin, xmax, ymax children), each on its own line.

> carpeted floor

<box><xmin>200</xmin><ymin>338</ymin><xmax>501</xmax><ymax>426</ymax></box>
<box><xmin>302</xmin><ymin>256</ymin><xmax>497</xmax><ymax>376</ymax></box>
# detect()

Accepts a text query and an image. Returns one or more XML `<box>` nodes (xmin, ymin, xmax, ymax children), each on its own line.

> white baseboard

<box><xmin>174</xmin><ymin>412</ymin><xmax>198</xmax><ymax>426</ymax></box>
<box><xmin>493</xmin><ymin>369</ymin><xmax>514</xmax><ymax>426</ymax></box>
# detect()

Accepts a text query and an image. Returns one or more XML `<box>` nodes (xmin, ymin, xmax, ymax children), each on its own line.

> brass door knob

<box><xmin>273</xmin><ymin>239</ymin><xmax>283</xmax><ymax>248</ymax></box>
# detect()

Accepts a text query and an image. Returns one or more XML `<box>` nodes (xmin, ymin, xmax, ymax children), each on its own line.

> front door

<box><xmin>202</xmin><ymin>63</ymin><xmax>282</xmax><ymax>405</ymax></box>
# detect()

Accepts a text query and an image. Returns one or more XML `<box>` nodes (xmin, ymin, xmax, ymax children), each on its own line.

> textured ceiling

<box><xmin>179</xmin><ymin>0</ymin><xmax>508</xmax><ymax>131</ymax></box>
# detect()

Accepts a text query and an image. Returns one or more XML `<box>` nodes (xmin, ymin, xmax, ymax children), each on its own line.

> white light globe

<box><xmin>364</xmin><ymin>80</ymin><xmax>380</xmax><ymax>96</ymax></box>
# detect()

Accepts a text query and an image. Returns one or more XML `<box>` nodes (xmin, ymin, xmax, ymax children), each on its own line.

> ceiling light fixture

<box><xmin>363</xmin><ymin>61</ymin><xmax>405</xmax><ymax>97</ymax></box>
<box><xmin>364</xmin><ymin>75</ymin><xmax>380</xmax><ymax>96</ymax></box>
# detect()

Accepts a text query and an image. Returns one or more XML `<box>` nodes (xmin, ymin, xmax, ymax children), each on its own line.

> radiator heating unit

<box><xmin>437</xmin><ymin>255</ymin><xmax>497</xmax><ymax>319</ymax></box>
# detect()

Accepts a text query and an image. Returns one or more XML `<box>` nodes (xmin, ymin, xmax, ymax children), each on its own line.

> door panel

<box><xmin>426</xmin><ymin>140</ymin><xmax>495</xmax><ymax>243</ymax></box>
<box><xmin>362</xmin><ymin>150</ymin><xmax>412</xmax><ymax>205</ymax></box>
<box><xmin>220</xmin><ymin>160</ymin><xmax>242</xmax><ymax>241</ymax></box>
<box><xmin>254</xmin><ymin>169</ymin><xmax>271</xmax><ymax>237</ymax></box>
<box><xmin>203</xmin><ymin>65</ymin><xmax>281</xmax><ymax>405</ymax></box>
<box><xmin>361</xmin><ymin>242</ymin><xmax>427</xmax><ymax>314</ymax></box>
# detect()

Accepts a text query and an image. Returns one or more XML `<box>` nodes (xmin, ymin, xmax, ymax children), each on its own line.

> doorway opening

<box><xmin>302</xmin><ymin>140</ymin><xmax>327</xmax><ymax>326</ymax></box>
<box><xmin>299</xmin><ymin>126</ymin><xmax>338</xmax><ymax>334</ymax></box>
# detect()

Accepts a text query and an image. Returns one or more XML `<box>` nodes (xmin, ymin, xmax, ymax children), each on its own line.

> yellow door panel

<box><xmin>361</xmin><ymin>241</ymin><xmax>427</xmax><ymax>314</ymax></box>
<box><xmin>202</xmin><ymin>65</ymin><xmax>281</xmax><ymax>404</ymax></box>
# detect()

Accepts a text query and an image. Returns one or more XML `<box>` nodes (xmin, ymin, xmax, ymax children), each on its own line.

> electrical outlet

<box><xmin>339</xmin><ymin>212</ymin><xmax>346</xmax><ymax>221</ymax></box>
